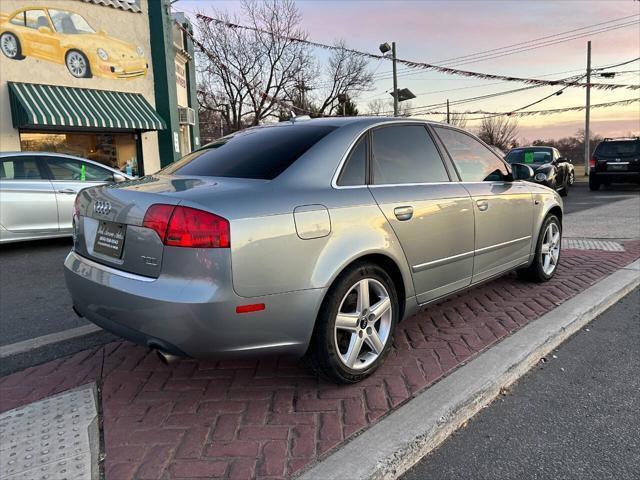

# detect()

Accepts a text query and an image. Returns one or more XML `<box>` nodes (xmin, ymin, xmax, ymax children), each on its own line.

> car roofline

<box><xmin>0</xmin><ymin>151</ymin><xmax>133</xmax><ymax>178</ymax></box>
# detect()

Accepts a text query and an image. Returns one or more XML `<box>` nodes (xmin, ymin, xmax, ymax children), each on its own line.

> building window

<box><xmin>19</xmin><ymin>131</ymin><xmax>142</xmax><ymax>176</ymax></box>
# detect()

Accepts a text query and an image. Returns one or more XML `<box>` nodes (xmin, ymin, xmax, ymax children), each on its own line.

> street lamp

<box><xmin>379</xmin><ymin>41</ymin><xmax>398</xmax><ymax>116</ymax></box>
<box><xmin>379</xmin><ymin>41</ymin><xmax>414</xmax><ymax>116</ymax></box>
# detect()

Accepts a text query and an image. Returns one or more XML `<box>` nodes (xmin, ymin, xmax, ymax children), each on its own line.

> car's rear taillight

<box><xmin>589</xmin><ymin>158</ymin><xmax>596</xmax><ymax>168</ymax></box>
<box><xmin>143</xmin><ymin>204</ymin><xmax>230</xmax><ymax>248</ymax></box>
<box><xmin>142</xmin><ymin>204</ymin><xmax>175</xmax><ymax>241</ymax></box>
<box><xmin>73</xmin><ymin>194</ymin><xmax>81</xmax><ymax>219</ymax></box>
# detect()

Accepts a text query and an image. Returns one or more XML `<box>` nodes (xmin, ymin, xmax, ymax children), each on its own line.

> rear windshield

<box><xmin>162</xmin><ymin>125</ymin><xmax>336</xmax><ymax>179</ymax></box>
<box><xmin>506</xmin><ymin>148</ymin><xmax>553</xmax><ymax>164</ymax></box>
<box><xmin>594</xmin><ymin>140</ymin><xmax>639</xmax><ymax>158</ymax></box>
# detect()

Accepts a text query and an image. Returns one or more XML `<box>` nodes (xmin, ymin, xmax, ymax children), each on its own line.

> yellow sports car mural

<box><xmin>0</xmin><ymin>6</ymin><xmax>148</xmax><ymax>79</ymax></box>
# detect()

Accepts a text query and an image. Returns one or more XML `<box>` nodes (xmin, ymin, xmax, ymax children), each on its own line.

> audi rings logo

<box><xmin>94</xmin><ymin>200</ymin><xmax>112</xmax><ymax>215</ymax></box>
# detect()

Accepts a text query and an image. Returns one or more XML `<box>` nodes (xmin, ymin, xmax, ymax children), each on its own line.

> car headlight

<box><xmin>136</xmin><ymin>46</ymin><xmax>144</xmax><ymax>57</ymax></box>
<box><xmin>97</xmin><ymin>48</ymin><xmax>109</xmax><ymax>61</ymax></box>
<box><xmin>534</xmin><ymin>172</ymin><xmax>547</xmax><ymax>182</ymax></box>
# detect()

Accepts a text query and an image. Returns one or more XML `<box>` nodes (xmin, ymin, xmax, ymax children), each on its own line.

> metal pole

<box><xmin>584</xmin><ymin>41</ymin><xmax>591</xmax><ymax>176</ymax></box>
<box><xmin>342</xmin><ymin>101</ymin><xmax>346</xmax><ymax>117</ymax></box>
<box><xmin>392</xmin><ymin>42</ymin><xmax>398</xmax><ymax>116</ymax></box>
<box><xmin>446</xmin><ymin>99</ymin><xmax>450</xmax><ymax>124</ymax></box>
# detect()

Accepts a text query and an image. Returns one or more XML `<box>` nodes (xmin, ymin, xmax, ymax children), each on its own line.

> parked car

<box><xmin>505</xmin><ymin>146</ymin><xmax>572</xmax><ymax>196</ymax></box>
<box><xmin>0</xmin><ymin>152</ymin><xmax>131</xmax><ymax>243</ymax></box>
<box><xmin>589</xmin><ymin>137</ymin><xmax>640</xmax><ymax>191</ymax></box>
<box><xmin>0</xmin><ymin>6</ymin><xmax>148</xmax><ymax>79</ymax></box>
<box><xmin>64</xmin><ymin>118</ymin><xmax>563</xmax><ymax>384</ymax></box>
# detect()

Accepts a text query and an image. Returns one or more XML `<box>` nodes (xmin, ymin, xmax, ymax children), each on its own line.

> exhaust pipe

<box><xmin>156</xmin><ymin>349</ymin><xmax>180</xmax><ymax>365</ymax></box>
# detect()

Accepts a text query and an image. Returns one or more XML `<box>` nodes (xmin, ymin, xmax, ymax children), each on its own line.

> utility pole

<box><xmin>392</xmin><ymin>42</ymin><xmax>398</xmax><ymax>117</ymax></box>
<box><xmin>446</xmin><ymin>99</ymin><xmax>450</xmax><ymax>124</ymax></box>
<box><xmin>584</xmin><ymin>40</ymin><xmax>591</xmax><ymax>176</ymax></box>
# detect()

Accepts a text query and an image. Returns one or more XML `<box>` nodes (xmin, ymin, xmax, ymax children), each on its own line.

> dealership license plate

<box><xmin>607</xmin><ymin>163</ymin><xmax>628</xmax><ymax>171</ymax></box>
<box><xmin>93</xmin><ymin>221</ymin><xmax>126</xmax><ymax>259</ymax></box>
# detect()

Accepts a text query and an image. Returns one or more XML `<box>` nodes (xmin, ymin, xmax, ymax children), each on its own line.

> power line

<box><xmin>195</xmin><ymin>13</ymin><xmax>640</xmax><ymax>91</ymax></box>
<box><xmin>369</xmin><ymin>20</ymin><xmax>638</xmax><ymax>79</ymax></box>
<box><xmin>406</xmin><ymin>98</ymin><xmax>640</xmax><ymax>119</ymax></box>
<box><xmin>427</xmin><ymin>14</ymin><xmax>639</xmax><ymax>66</ymax></box>
<box><xmin>593</xmin><ymin>56</ymin><xmax>640</xmax><ymax>71</ymax></box>
<box><xmin>443</xmin><ymin>21</ymin><xmax>639</xmax><ymax>68</ymax></box>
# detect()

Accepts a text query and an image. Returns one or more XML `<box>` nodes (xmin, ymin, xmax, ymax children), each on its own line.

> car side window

<box><xmin>47</xmin><ymin>158</ymin><xmax>113</xmax><ymax>182</ymax></box>
<box><xmin>337</xmin><ymin>136</ymin><xmax>367</xmax><ymax>186</ymax></box>
<box><xmin>434</xmin><ymin>127</ymin><xmax>509</xmax><ymax>182</ymax></box>
<box><xmin>0</xmin><ymin>157</ymin><xmax>43</xmax><ymax>180</ymax></box>
<box><xmin>24</xmin><ymin>10</ymin><xmax>49</xmax><ymax>30</ymax></box>
<box><xmin>10</xmin><ymin>12</ymin><xmax>26</xmax><ymax>26</ymax></box>
<box><xmin>371</xmin><ymin>125</ymin><xmax>449</xmax><ymax>185</ymax></box>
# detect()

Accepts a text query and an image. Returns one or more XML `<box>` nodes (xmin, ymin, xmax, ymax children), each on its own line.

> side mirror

<box><xmin>511</xmin><ymin>163</ymin><xmax>535</xmax><ymax>181</ymax></box>
<box><xmin>38</xmin><ymin>26</ymin><xmax>52</xmax><ymax>34</ymax></box>
<box><xmin>113</xmin><ymin>172</ymin><xmax>127</xmax><ymax>183</ymax></box>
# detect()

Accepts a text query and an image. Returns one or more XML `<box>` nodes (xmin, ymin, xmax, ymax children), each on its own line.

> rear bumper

<box><xmin>64</xmin><ymin>251</ymin><xmax>325</xmax><ymax>358</ymax></box>
<box><xmin>590</xmin><ymin>170</ymin><xmax>640</xmax><ymax>183</ymax></box>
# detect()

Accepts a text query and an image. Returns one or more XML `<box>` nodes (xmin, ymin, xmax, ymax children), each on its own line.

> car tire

<box><xmin>306</xmin><ymin>261</ymin><xmax>399</xmax><ymax>384</ymax></box>
<box><xmin>517</xmin><ymin>214</ymin><xmax>561</xmax><ymax>283</ymax></box>
<box><xmin>588</xmin><ymin>176</ymin><xmax>600</xmax><ymax>191</ymax></box>
<box><xmin>568</xmin><ymin>171</ymin><xmax>575</xmax><ymax>186</ymax></box>
<box><xmin>65</xmin><ymin>50</ymin><xmax>92</xmax><ymax>78</ymax></box>
<box><xmin>0</xmin><ymin>32</ymin><xmax>24</xmax><ymax>60</ymax></box>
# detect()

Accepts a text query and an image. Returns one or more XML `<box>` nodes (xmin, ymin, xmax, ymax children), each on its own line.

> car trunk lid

<box><xmin>74</xmin><ymin>175</ymin><xmax>233</xmax><ymax>278</ymax></box>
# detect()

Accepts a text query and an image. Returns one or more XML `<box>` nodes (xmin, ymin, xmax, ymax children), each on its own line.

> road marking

<box><xmin>0</xmin><ymin>324</ymin><xmax>102</xmax><ymax>359</ymax></box>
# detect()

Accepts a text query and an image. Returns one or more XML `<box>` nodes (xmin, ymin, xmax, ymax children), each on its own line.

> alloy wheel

<box><xmin>334</xmin><ymin>278</ymin><xmax>392</xmax><ymax>370</ymax></box>
<box><xmin>66</xmin><ymin>51</ymin><xmax>87</xmax><ymax>77</ymax></box>
<box><xmin>540</xmin><ymin>222</ymin><xmax>560</xmax><ymax>276</ymax></box>
<box><xmin>1</xmin><ymin>34</ymin><xmax>18</xmax><ymax>58</ymax></box>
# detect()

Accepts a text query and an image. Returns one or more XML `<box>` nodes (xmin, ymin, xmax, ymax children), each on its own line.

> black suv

<box><xmin>589</xmin><ymin>137</ymin><xmax>640</xmax><ymax>191</ymax></box>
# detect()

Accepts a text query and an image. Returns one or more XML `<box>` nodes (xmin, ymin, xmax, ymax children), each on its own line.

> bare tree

<box><xmin>477</xmin><ymin>115</ymin><xmax>519</xmax><ymax>151</ymax></box>
<box><xmin>397</xmin><ymin>100</ymin><xmax>414</xmax><ymax>117</ymax></box>
<box><xmin>196</xmin><ymin>0</ymin><xmax>312</xmax><ymax>131</ymax></box>
<box><xmin>442</xmin><ymin>111</ymin><xmax>468</xmax><ymax>128</ymax></box>
<box><xmin>314</xmin><ymin>40</ymin><xmax>374</xmax><ymax>116</ymax></box>
<box><xmin>366</xmin><ymin>98</ymin><xmax>412</xmax><ymax>117</ymax></box>
<box><xmin>366</xmin><ymin>98</ymin><xmax>386</xmax><ymax>115</ymax></box>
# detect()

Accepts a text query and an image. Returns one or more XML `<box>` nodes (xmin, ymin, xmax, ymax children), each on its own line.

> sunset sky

<box><xmin>177</xmin><ymin>0</ymin><xmax>640</xmax><ymax>142</ymax></box>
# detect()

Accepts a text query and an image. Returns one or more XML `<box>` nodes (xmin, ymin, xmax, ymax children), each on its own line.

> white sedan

<box><xmin>0</xmin><ymin>152</ymin><xmax>132</xmax><ymax>243</ymax></box>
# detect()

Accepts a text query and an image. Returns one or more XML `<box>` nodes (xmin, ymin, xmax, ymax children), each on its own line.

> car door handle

<box><xmin>57</xmin><ymin>188</ymin><xmax>78</xmax><ymax>194</ymax></box>
<box><xmin>476</xmin><ymin>200</ymin><xmax>489</xmax><ymax>211</ymax></box>
<box><xmin>394</xmin><ymin>206</ymin><xmax>413</xmax><ymax>221</ymax></box>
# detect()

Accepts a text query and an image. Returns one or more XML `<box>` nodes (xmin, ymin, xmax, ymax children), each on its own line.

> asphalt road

<box><xmin>562</xmin><ymin>180</ymin><xmax>639</xmax><ymax>215</ymax></box>
<box><xmin>0</xmin><ymin>237</ymin><xmax>116</xmax><ymax>375</ymax></box>
<box><xmin>0</xmin><ymin>181</ymin><xmax>638</xmax><ymax>374</ymax></box>
<box><xmin>402</xmin><ymin>288</ymin><xmax>640</xmax><ymax>480</ymax></box>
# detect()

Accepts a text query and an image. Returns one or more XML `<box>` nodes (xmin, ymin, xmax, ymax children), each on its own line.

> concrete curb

<box><xmin>298</xmin><ymin>259</ymin><xmax>640</xmax><ymax>480</ymax></box>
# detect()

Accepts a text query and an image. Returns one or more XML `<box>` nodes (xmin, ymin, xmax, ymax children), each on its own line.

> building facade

<box><xmin>0</xmin><ymin>0</ymin><xmax>199</xmax><ymax>175</ymax></box>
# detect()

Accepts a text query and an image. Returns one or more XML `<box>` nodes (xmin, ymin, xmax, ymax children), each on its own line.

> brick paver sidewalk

<box><xmin>2</xmin><ymin>241</ymin><xmax>639</xmax><ymax>479</ymax></box>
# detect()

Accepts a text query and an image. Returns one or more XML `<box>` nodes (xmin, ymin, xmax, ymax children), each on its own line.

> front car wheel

<box><xmin>65</xmin><ymin>50</ymin><xmax>92</xmax><ymax>78</ymax></box>
<box><xmin>518</xmin><ymin>215</ymin><xmax>561</xmax><ymax>282</ymax></box>
<box><xmin>307</xmin><ymin>262</ymin><xmax>399</xmax><ymax>383</ymax></box>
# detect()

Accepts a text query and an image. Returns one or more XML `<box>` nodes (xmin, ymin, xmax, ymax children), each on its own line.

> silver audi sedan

<box><xmin>0</xmin><ymin>152</ymin><xmax>131</xmax><ymax>243</ymax></box>
<box><xmin>64</xmin><ymin>117</ymin><xmax>562</xmax><ymax>383</ymax></box>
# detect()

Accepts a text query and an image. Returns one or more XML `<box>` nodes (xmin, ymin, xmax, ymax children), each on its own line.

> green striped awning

<box><xmin>8</xmin><ymin>82</ymin><xmax>166</xmax><ymax>131</ymax></box>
